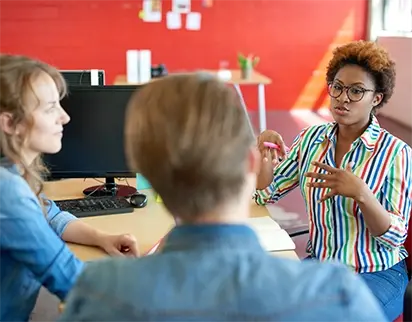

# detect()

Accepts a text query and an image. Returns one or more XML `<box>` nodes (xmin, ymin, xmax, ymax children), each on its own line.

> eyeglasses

<box><xmin>327</xmin><ymin>82</ymin><xmax>375</xmax><ymax>102</ymax></box>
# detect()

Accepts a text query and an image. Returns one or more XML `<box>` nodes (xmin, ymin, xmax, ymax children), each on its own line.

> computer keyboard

<box><xmin>55</xmin><ymin>196</ymin><xmax>134</xmax><ymax>218</ymax></box>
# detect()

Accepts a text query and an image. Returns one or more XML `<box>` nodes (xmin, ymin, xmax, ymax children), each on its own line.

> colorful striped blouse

<box><xmin>255</xmin><ymin>116</ymin><xmax>412</xmax><ymax>273</ymax></box>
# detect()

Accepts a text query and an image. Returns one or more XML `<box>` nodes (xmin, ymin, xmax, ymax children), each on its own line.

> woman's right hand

<box><xmin>257</xmin><ymin>130</ymin><xmax>287</xmax><ymax>158</ymax></box>
<box><xmin>256</xmin><ymin>130</ymin><xmax>286</xmax><ymax>190</ymax></box>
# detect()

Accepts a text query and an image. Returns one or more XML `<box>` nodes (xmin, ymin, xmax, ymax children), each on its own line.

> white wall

<box><xmin>377</xmin><ymin>36</ymin><xmax>412</xmax><ymax>128</ymax></box>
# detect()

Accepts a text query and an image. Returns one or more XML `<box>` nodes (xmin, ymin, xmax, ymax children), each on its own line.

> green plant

<box><xmin>237</xmin><ymin>53</ymin><xmax>260</xmax><ymax>69</ymax></box>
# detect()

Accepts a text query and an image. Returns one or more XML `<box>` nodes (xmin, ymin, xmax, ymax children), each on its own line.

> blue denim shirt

<box><xmin>60</xmin><ymin>224</ymin><xmax>387</xmax><ymax>321</ymax></box>
<box><xmin>0</xmin><ymin>161</ymin><xmax>84</xmax><ymax>321</ymax></box>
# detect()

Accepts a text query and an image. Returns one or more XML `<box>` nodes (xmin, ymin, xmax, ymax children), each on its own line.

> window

<box><xmin>383</xmin><ymin>0</ymin><xmax>412</xmax><ymax>32</ymax></box>
<box><xmin>369</xmin><ymin>0</ymin><xmax>412</xmax><ymax>40</ymax></box>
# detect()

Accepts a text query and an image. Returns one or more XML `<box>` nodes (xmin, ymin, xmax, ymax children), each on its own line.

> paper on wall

<box><xmin>141</xmin><ymin>0</ymin><xmax>162</xmax><ymax>22</ymax></box>
<box><xmin>166</xmin><ymin>11</ymin><xmax>181</xmax><ymax>30</ymax></box>
<box><xmin>185</xmin><ymin>12</ymin><xmax>201</xmax><ymax>30</ymax></box>
<box><xmin>172</xmin><ymin>0</ymin><xmax>191</xmax><ymax>13</ymax></box>
<box><xmin>202</xmin><ymin>0</ymin><xmax>213</xmax><ymax>7</ymax></box>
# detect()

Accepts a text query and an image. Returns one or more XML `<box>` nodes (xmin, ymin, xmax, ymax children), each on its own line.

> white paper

<box><xmin>257</xmin><ymin>229</ymin><xmax>296</xmax><ymax>252</ymax></box>
<box><xmin>185</xmin><ymin>11</ymin><xmax>201</xmax><ymax>30</ymax></box>
<box><xmin>142</xmin><ymin>0</ymin><xmax>162</xmax><ymax>22</ymax></box>
<box><xmin>172</xmin><ymin>0</ymin><xmax>191</xmax><ymax>13</ymax></box>
<box><xmin>247</xmin><ymin>216</ymin><xmax>281</xmax><ymax>231</ymax></box>
<box><xmin>166</xmin><ymin>11</ymin><xmax>181</xmax><ymax>30</ymax></box>
<box><xmin>247</xmin><ymin>217</ymin><xmax>296</xmax><ymax>252</ymax></box>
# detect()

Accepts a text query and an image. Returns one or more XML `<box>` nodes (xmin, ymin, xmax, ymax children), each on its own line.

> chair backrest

<box><xmin>405</xmin><ymin>281</ymin><xmax>412</xmax><ymax>322</ymax></box>
<box><xmin>406</xmin><ymin>217</ymin><xmax>412</xmax><ymax>274</ymax></box>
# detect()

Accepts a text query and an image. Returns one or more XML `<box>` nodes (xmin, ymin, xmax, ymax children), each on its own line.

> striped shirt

<box><xmin>255</xmin><ymin>116</ymin><xmax>412</xmax><ymax>273</ymax></box>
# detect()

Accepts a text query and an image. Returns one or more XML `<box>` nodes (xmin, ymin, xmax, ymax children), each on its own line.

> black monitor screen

<box><xmin>44</xmin><ymin>85</ymin><xmax>141</xmax><ymax>179</ymax></box>
<box><xmin>61</xmin><ymin>70</ymin><xmax>105</xmax><ymax>86</ymax></box>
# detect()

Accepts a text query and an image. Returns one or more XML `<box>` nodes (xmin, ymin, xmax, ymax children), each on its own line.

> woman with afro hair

<box><xmin>255</xmin><ymin>40</ymin><xmax>411</xmax><ymax>320</ymax></box>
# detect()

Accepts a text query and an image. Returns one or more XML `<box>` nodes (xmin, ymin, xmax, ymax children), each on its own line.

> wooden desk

<box><xmin>44</xmin><ymin>178</ymin><xmax>298</xmax><ymax>261</ymax></box>
<box><xmin>113</xmin><ymin>69</ymin><xmax>272</xmax><ymax>133</ymax></box>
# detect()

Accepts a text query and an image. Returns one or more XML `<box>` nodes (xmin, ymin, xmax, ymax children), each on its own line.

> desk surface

<box><xmin>44</xmin><ymin>178</ymin><xmax>298</xmax><ymax>260</ymax></box>
<box><xmin>113</xmin><ymin>69</ymin><xmax>272</xmax><ymax>86</ymax></box>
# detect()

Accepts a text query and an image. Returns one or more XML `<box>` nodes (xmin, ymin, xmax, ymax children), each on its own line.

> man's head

<box><xmin>125</xmin><ymin>73</ymin><xmax>258</xmax><ymax>222</ymax></box>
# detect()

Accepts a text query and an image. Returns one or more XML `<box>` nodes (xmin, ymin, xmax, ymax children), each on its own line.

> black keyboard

<box><xmin>55</xmin><ymin>196</ymin><xmax>134</xmax><ymax>218</ymax></box>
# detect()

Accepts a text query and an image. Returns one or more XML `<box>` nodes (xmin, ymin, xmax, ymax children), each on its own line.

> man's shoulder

<box><xmin>78</xmin><ymin>255</ymin><xmax>361</xmax><ymax>298</ymax></box>
<box><xmin>73</xmin><ymin>257</ymin><xmax>145</xmax><ymax>292</ymax></box>
<box><xmin>265</xmin><ymin>257</ymin><xmax>385</xmax><ymax>320</ymax></box>
<box><xmin>267</xmin><ymin>257</ymin><xmax>355</xmax><ymax>295</ymax></box>
<box><xmin>61</xmin><ymin>256</ymin><xmax>386</xmax><ymax>322</ymax></box>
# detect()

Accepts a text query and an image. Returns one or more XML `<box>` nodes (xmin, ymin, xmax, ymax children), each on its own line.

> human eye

<box><xmin>350</xmin><ymin>87</ymin><xmax>364</xmax><ymax>95</ymax></box>
<box><xmin>332</xmin><ymin>83</ymin><xmax>342</xmax><ymax>90</ymax></box>
<box><xmin>45</xmin><ymin>102</ymin><xmax>58</xmax><ymax>113</ymax></box>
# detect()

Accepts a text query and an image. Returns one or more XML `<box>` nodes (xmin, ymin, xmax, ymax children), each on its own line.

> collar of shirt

<box><xmin>161</xmin><ymin>223</ymin><xmax>264</xmax><ymax>253</ymax></box>
<box><xmin>0</xmin><ymin>157</ymin><xmax>19</xmax><ymax>174</ymax></box>
<box><xmin>313</xmin><ymin>115</ymin><xmax>381</xmax><ymax>151</ymax></box>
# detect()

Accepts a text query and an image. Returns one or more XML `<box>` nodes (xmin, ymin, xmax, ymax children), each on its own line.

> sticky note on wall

<box><xmin>202</xmin><ymin>0</ymin><xmax>213</xmax><ymax>7</ymax></box>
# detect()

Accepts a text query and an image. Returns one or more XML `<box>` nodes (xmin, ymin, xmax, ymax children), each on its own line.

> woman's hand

<box><xmin>304</xmin><ymin>161</ymin><xmax>367</xmax><ymax>203</ymax></box>
<box><xmin>99</xmin><ymin>233</ymin><xmax>139</xmax><ymax>257</ymax></box>
<box><xmin>256</xmin><ymin>130</ymin><xmax>286</xmax><ymax>190</ymax></box>
<box><xmin>257</xmin><ymin>130</ymin><xmax>287</xmax><ymax>159</ymax></box>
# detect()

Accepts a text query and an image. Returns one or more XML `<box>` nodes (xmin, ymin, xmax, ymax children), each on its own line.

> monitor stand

<box><xmin>83</xmin><ymin>177</ymin><xmax>136</xmax><ymax>197</ymax></box>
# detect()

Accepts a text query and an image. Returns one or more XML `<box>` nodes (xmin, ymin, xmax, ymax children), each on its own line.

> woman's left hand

<box><xmin>304</xmin><ymin>161</ymin><xmax>367</xmax><ymax>203</ymax></box>
<box><xmin>99</xmin><ymin>233</ymin><xmax>139</xmax><ymax>257</ymax></box>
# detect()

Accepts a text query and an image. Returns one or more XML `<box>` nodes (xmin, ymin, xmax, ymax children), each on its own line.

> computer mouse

<box><xmin>129</xmin><ymin>193</ymin><xmax>148</xmax><ymax>208</ymax></box>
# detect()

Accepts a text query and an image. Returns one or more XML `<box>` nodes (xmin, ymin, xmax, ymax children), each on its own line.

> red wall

<box><xmin>0</xmin><ymin>0</ymin><xmax>368</xmax><ymax>110</ymax></box>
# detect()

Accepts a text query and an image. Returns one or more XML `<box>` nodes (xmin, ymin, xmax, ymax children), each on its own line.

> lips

<box><xmin>334</xmin><ymin>105</ymin><xmax>349</xmax><ymax>111</ymax></box>
<box><xmin>333</xmin><ymin>105</ymin><xmax>349</xmax><ymax>116</ymax></box>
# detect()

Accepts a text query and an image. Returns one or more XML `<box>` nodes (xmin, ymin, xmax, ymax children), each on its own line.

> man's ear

<box><xmin>247</xmin><ymin>146</ymin><xmax>261</xmax><ymax>175</ymax></box>
<box><xmin>0</xmin><ymin>112</ymin><xmax>16</xmax><ymax>135</ymax></box>
<box><xmin>372</xmin><ymin>92</ymin><xmax>384</xmax><ymax>107</ymax></box>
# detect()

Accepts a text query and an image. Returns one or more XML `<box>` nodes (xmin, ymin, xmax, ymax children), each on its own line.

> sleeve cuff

<box><xmin>49</xmin><ymin>211</ymin><xmax>78</xmax><ymax>237</ymax></box>
<box><xmin>373</xmin><ymin>214</ymin><xmax>405</xmax><ymax>249</ymax></box>
<box><xmin>254</xmin><ymin>180</ymin><xmax>277</xmax><ymax>205</ymax></box>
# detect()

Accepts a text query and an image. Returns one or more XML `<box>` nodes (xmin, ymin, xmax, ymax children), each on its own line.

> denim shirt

<box><xmin>60</xmin><ymin>224</ymin><xmax>387</xmax><ymax>322</ymax></box>
<box><xmin>0</xmin><ymin>161</ymin><xmax>84</xmax><ymax>321</ymax></box>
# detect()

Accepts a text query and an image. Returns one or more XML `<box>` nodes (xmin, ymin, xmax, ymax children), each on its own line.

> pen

<box><xmin>263</xmin><ymin>141</ymin><xmax>289</xmax><ymax>152</ymax></box>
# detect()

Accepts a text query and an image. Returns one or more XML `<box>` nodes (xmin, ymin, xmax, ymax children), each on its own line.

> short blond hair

<box><xmin>125</xmin><ymin>73</ymin><xmax>254</xmax><ymax>220</ymax></box>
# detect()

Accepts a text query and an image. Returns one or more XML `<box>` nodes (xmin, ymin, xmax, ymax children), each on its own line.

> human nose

<box><xmin>337</xmin><ymin>87</ymin><xmax>350</xmax><ymax>103</ymax></box>
<box><xmin>58</xmin><ymin>105</ymin><xmax>70</xmax><ymax>125</ymax></box>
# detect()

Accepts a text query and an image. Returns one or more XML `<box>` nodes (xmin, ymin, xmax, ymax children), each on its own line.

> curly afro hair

<box><xmin>326</xmin><ymin>40</ymin><xmax>396</xmax><ymax>110</ymax></box>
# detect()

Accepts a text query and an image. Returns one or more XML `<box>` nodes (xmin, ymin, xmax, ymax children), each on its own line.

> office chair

<box><xmin>394</xmin><ymin>220</ymin><xmax>412</xmax><ymax>322</ymax></box>
<box><xmin>287</xmin><ymin>224</ymin><xmax>309</xmax><ymax>238</ymax></box>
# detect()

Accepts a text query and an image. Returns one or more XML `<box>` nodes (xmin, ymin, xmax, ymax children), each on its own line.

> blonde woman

<box><xmin>0</xmin><ymin>54</ymin><xmax>138</xmax><ymax>321</ymax></box>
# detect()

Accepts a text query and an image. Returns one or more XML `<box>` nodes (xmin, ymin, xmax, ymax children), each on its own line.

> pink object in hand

<box><xmin>263</xmin><ymin>141</ymin><xmax>289</xmax><ymax>151</ymax></box>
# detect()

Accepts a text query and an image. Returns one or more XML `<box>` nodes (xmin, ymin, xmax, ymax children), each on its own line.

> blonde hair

<box><xmin>125</xmin><ymin>73</ymin><xmax>254</xmax><ymax>221</ymax></box>
<box><xmin>0</xmin><ymin>54</ymin><xmax>67</xmax><ymax>208</ymax></box>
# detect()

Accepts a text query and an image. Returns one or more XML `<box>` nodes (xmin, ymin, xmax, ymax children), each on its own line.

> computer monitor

<box><xmin>43</xmin><ymin>85</ymin><xmax>141</xmax><ymax>197</ymax></box>
<box><xmin>60</xmin><ymin>70</ymin><xmax>105</xmax><ymax>86</ymax></box>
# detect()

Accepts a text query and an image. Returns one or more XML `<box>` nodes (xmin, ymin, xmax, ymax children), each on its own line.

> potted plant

<box><xmin>237</xmin><ymin>53</ymin><xmax>259</xmax><ymax>79</ymax></box>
